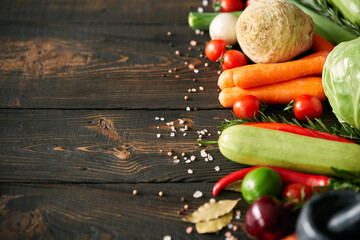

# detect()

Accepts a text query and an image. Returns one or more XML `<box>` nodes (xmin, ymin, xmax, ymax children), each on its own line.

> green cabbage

<box><xmin>323</xmin><ymin>37</ymin><xmax>360</xmax><ymax>130</ymax></box>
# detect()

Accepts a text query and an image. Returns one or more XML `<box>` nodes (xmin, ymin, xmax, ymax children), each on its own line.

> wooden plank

<box><xmin>0</xmin><ymin>0</ymin><xmax>211</xmax><ymax>24</ymax></box>
<box><xmin>0</xmin><ymin>107</ymin><xmax>338</xmax><ymax>183</ymax></box>
<box><xmin>0</xmin><ymin>24</ymin><xmax>220</xmax><ymax>109</ymax></box>
<box><xmin>0</xmin><ymin>182</ymin><xmax>251</xmax><ymax>240</ymax></box>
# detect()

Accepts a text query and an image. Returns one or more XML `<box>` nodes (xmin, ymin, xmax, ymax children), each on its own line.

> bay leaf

<box><xmin>195</xmin><ymin>211</ymin><xmax>233</xmax><ymax>234</ymax></box>
<box><xmin>182</xmin><ymin>198</ymin><xmax>241</xmax><ymax>223</ymax></box>
<box><xmin>225</xmin><ymin>180</ymin><xmax>242</xmax><ymax>192</ymax></box>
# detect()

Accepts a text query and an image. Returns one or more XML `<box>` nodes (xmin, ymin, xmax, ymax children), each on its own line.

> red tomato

<box><xmin>221</xmin><ymin>50</ymin><xmax>248</xmax><ymax>70</ymax></box>
<box><xmin>233</xmin><ymin>95</ymin><xmax>261</xmax><ymax>119</ymax></box>
<box><xmin>245</xmin><ymin>0</ymin><xmax>258</xmax><ymax>7</ymax></box>
<box><xmin>294</xmin><ymin>94</ymin><xmax>323</xmax><ymax>121</ymax></box>
<box><xmin>218</xmin><ymin>0</ymin><xmax>245</xmax><ymax>12</ymax></box>
<box><xmin>282</xmin><ymin>183</ymin><xmax>312</xmax><ymax>202</ymax></box>
<box><xmin>205</xmin><ymin>39</ymin><xmax>229</xmax><ymax>62</ymax></box>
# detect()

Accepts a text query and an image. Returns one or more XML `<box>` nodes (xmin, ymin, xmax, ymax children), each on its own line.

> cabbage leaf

<box><xmin>323</xmin><ymin>37</ymin><xmax>360</xmax><ymax>130</ymax></box>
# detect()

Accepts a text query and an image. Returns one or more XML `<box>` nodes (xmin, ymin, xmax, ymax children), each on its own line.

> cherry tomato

<box><xmin>221</xmin><ymin>50</ymin><xmax>248</xmax><ymax>70</ymax></box>
<box><xmin>241</xmin><ymin>167</ymin><xmax>283</xmax><ymax>204</ymax></box>
<box><xmin>282</xmin><ymin>183</ymin><xmax>312</xmax><ymax>202</ymax></box>
<box><xmin>217</xmin><ymin>0</ymin><xmax>245</xmax><ymax>12</ymax></box>
<box><xmin>294</xmin><ymin>94</ymin><xmax>323</xmax><ymax>121</ymax></box>
<box><xmin>233</xmin><ymin>95</ymin><xmax>261</xmax><ymax>119</ymax></box>
<box><xmin>245</xmin><ymin>0</ymin><xmax>258</xmax><ymax>7</ymax></box>
<box><xmin>205</xmin><ymin>39</ymin><xmax>229</xmax><ymax>62</ymax></box>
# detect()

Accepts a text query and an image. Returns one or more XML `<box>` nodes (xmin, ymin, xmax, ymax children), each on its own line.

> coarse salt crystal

<box><xmin>156</xmin><ymin>133</ymin><xmax>161</xmax><ymax>138</ymax></box>
<box><xmin>194</xmin><ymin>69</ymin><xmax>199</xmax><ymax>74</ymax></box>
<box><xmin>218</xmin><ymin>131</ymin><xmax>221</xmax><ymax>135</ymax></box>
<box><xmin>199</xmin><ymin>86</ymin><xmax>204</xmax><ymax>91</ymax></box>
<box><xmin>173</xmin><ymin>159</ymin><xmax>180</xmax><ymax>164</ymax></box>
<box><xmin>209</xmin><ymin>198</ymin><xmax>216</xmax><ymax>203</ymax></box>
<box><xmin>183</xmin><ymin>133</ymin><xmax>187</xmax><ymax>136</ymax></box>
<box><xmin>227</xmin><ymin>224</ymin><xmax>234</xmax><ymax>229</ymax></box>
<box><xmin>202</xmin><ymin>0</ymin><xmax>208</xmax><ymax>6</ymax></box>
<box><xmin>160</xmin><ymin>117</ymin><xmax>165</xmax><ymax>121</ymax></box>
<box><xmin>186</xmin><ymin>107</ymin><xmax>191</xmax><ymax>111</ymax></box>
<box><xmin>188</xmin><ymin>169</ymin><xmax>194</xmax><ymax>174</ymax></box>
<box><xmin>170</xmin><ymin>132</ymin><xmax>175</xmax><ymax>137</ymax></box>
<box><xmin>200</xmin><ymin>150</ymin><xmax>207</xmax><ymax>157</ymax></box>
<box><xmin>155</xmin><ymin>117</ymin><xmax>160</xmax><ymax>120</ymax></box>
<box><xmin>208</xmin><ymin>154</ymin><xmax>213</xmax><ymax>161</ymax></box>
<box><xmin>197</xmin><ymin>7</ymin><xmax>203</xmax><ymax>13</ymax></box>
<box><xmin>215</xmin><ymin>166</ymin><xmax>220</xmax><ymax>171</ymax></box>
<box><xmin>185</xmin><ymin>159</ymin><xmax>191</xmax><ymax>164</ymax></box>
<box><xmin>195</xmin><ymin>29</ymin><xmax>200</xmax><ymax>35</ymax></box>
<box><xmin>190</xmin><ymin>155</ymin><xmax>196</xmax><ymax>161</ymax></box>
<box><xmin>163</xmin><ymin>235</ymin><xmax>171</xmax><ymax>240</ymax></box>
<box><xmin>193</xmin><ymin>190</ymin><xmax>203</xmax><ymax>198</ymax></box>
<box><xmin>180</xmin><ymin>127</ymin><xmax>185</xmax><ymax>132</ymax></box>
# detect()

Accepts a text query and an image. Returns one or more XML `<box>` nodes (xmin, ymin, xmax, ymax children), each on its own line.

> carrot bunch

<box><xmin>218</xmin><ymin>34</ymin><xmax>334</xmax><ymax>108</ymax></box>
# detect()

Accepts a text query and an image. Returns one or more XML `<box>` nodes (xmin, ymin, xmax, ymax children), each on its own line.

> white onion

<box><xmin>209</xmin><ymin>13</ymin><xmax>238</xmax><ymax>45</ymax></box>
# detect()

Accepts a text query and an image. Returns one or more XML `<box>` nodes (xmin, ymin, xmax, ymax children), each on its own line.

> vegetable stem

<box><xmin>197</xmin><ymin>139</ymin><xmax>218</xmax><ymax>145</ymax></box>
<box><xmin>188</xmin><ymin>11</ymin><xmax>242</xmax><ymax>30</ymax></box>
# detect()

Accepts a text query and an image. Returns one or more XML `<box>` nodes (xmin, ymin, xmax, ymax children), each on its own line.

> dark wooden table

<box><xmin>0</xmin><ymin>1</ymin><xmax>340</xmax><ymax>239</ymax></box>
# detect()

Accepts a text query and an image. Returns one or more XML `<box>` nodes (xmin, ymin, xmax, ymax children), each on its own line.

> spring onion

<box><xmin>188</xmin><ymin>11</ymin><xmax>242</xmax><ymax>30</ymax></box>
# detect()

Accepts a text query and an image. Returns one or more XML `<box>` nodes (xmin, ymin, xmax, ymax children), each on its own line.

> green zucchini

<box><xmin>218</xmin><ymin>125</ymin><xmax>360</xmax><ymax>176</ymax></box>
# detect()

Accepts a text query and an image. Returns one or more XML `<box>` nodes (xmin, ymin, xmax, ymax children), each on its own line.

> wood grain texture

<box><xmin>0</xmin><ymin>183</ymin><xmax>251</xmax><ymax>240</ymax></box>
<box><xmin>0</xmin><ymin>108</ymin><xmax>244</xmax><ymax>183</ymax></box>
<box><xmin>0</xmin><ymin>24</ymin><xmax>221</xmax><ymax>109</ymax></box>
<box><xmin>0</xmin><ymin>0</ymin><xmax>210</xmax><ymax>24</ymax></box>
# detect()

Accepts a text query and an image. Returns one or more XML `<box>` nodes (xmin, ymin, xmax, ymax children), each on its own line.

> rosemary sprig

<box><xmin>295</xmin><ymin>0</ymin><xmax>360</xmax><ymax>36</ymax></box>
<box><xmin>220</xmin><ymin>111</ymin><xmax>360</xmax><ymax>144</ymax></box>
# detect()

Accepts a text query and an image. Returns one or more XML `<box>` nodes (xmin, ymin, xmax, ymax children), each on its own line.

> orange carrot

<box><xmin>300</xmin><ymin>50</ymin><xmax>330</xmax><ymax>60</ymax></box>
<box><xmin>311</xmin><ymin>33</ymin><xmax>335</xmax><ymax>52</ymax></box>
<box><xmin>217</xmin><ymin>53</ymin><xmax>328</xmax><ymax>90</ymax></box>
<box><xmin>219</xmin><ymin>77</ymin><xmax>326</xmax><ymax>108</ymax></box>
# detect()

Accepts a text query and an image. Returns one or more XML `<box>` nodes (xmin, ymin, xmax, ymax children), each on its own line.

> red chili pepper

<box><xmin>243</xmin><ymin>122</ymin><xmax>356</xmax><ymax>144</ymax></box>
<box><xmin>212</xmin><ymin>166</ymin><xmax>330</xmax><ymax>196</ymax></box>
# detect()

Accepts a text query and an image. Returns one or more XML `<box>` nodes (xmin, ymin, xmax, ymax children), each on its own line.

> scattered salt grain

<box><xmin>200</xmin><ymin>150</ymin><xmax>207</xmax><ymax>157</ymax></box>
<box><xmin>227</xmin><ymin>224</ymin><xmax>234</xmax><ymax>229</ymax></box>
<box><xmin>190</xmin><ymin>155</ymin><xmax>196</xmax><ymax>161</ymax></box>
<box><xmin>170</xmin><ymin>132</ymin><xmax>175</xmax><ymax>137</ymax></box>
<box><xmin>184</xmin><ymin>96</ymin><xmax>189</xmax><ymax>100</ymax></box>
<box><xmin>194</xmin><ymin>69</ymin><xmax>199</xmax><ymax>74</ymax></box>
<box><xmin>193</xmin><ymin>190</ymin><xmax>203</xmax><ymax>198</ymax></box>
<box><xmin>209</xmin><ymin>198</ymin><xmax>216</xmax><ymax>203</ymax></box>
<box><xmin>155</xmin><ymin>117</ymin><xmax>160</xmax><ymax>120</ymax></box>
<box><xmin>188</xmin><ymin>169</ymin><xmax>194</xmax><ymax>174</ymax></box>
<box><xmin>215</xmin><ymin>166</ymin><xmax>220</xmax><ymax>171</ymax></box>
<box><xmin>186</xmin><ymin>226</ymin><xmax>193</xmax><ymax>234</ymax></box>
<box><xmin>174</xmin><ymin>159</ymin><xmax>180</xmax><ymax>164</ymax></box>
<box><xmin>183</xmin><ymin>133</ymin><xmax>187</xmax><ymax>136</ymax></box>
<box><xmin>178</xmin><ymin>119</ymin><xmax>185</xmax><ymax>124</ymax></box>
<box><xmin>195</xmin><ymin>29</ymin><xmax>200</xmax><ymax>35</ymax></box>
<box><xmin>185</xmin><ymin>159</ymin><xmax>191</xmax><ymax>164</ymax></box>
<box><xmin>160</xmin><ymin>117</ymin><xmax>165</xmax><ymax>121</ymax></box>
<box><xmin>156</xmin><ymin>133</ymin><xmax>161</xmax><ymax>138</ymax></box>
<box><xmin>163</xmin><ymin>235</ymin><xmax>171</xmax><ymax>240</ymax></box>
<box><xmin>199</xmin><ymin>86</ymin><xmax>204</xmax><ymax>91</ymax></box>
<box><xmin>208</xmin><ymin>154</ymin><xmax>213</xmax><ymax>161</ymax></box>
<box><xmin>186</xmin><ymin>107</ymin><xmax>191</xmax><ymax>111</ymax></box>
<box><xmin>197</xmin><ymin>7</ymin><xmax>204</xmax><ymax>13</ymax></box>
<box><xmin>218</xmin><ymin>131</ymin><xmax>221</xmax><ymax>135</ymax></box>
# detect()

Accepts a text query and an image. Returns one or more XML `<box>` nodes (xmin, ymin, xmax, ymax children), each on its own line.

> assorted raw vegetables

<box><xmin>236</xmin><ymin>0</ymin><xmax>314</xmax><ymax>63</ymax></box>
<box><xmin>183</xmin><ymin>0</ymin><xmax>360</xmax><ymax>237</ymax></box>
<box><xmin>323</xmin><ymin>37</ymin><xmax>360</xmax><ymax>130</ymax></box>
